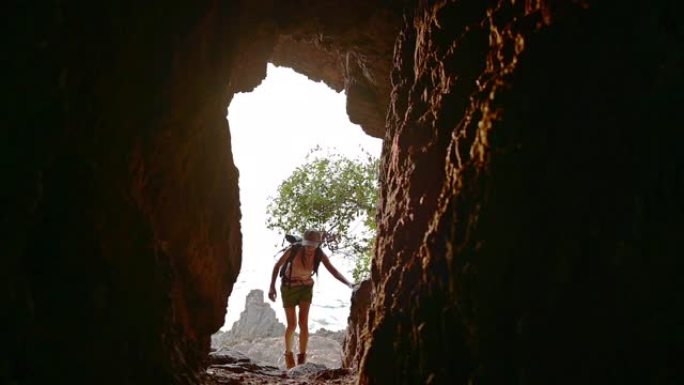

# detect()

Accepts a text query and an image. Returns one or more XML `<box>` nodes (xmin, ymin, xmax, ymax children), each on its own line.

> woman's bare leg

<box><xmin>284</xmin><ymin>306</ymin><xmax>297</xmax><ymax>353</ymax></box>
<box><xmin>297</xmin><ymin>301</ymin><xmax>311</xmax><ymax>355</ymax></box>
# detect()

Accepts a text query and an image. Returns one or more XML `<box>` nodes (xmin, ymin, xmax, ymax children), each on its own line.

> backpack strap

<box><xmin>280</xmin><ymin>245</ymin><xmax>301</xmax><ymax>288</ymax></box>
<box><xmin>281</xmin><ymin>245</ymin><xmax>324</xmax><ymax>285</ymax></box>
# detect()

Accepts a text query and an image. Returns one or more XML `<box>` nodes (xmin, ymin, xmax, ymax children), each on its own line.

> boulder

<box><xmin>212</xmin><ymin>289</ymin><xmax>285</xmax><ymax>348</ymax></box>
<box><xmin>287</xmin><ymin>362</ymin><xmax>328</xmax><ymax>377</ymax></box>
<box><xmin>312</xmin><ymin>328</ymin><xmax>346</xmax><ymax>345</ymax></box>
<box><xmin>212</xmin><ymin>288</ymin><xmax>345</xmax><ymax>369</ymax></box>
<box><xmin>208</xmin><ymin>350</ymin><xmax>251</xmax><ymax>365</ymax></box>
<box><xmin>342</xmin><ymin>279</ymin><xmax>372</xmax><ymax>368</ymax></box>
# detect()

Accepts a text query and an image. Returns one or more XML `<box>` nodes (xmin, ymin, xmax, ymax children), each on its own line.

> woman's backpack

<box><xmin>279</xmin><ymin>244</ymin><xmax>323</xmax><ymax>285</ymax></box>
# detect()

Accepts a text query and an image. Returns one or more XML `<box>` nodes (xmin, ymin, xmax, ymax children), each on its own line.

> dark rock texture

<box><xmin>209</xmin><ymin>350</ymin><xmax>252</xmax><ymax>366</ymax></box>
<box><xmin>4</xmin><ymin>0</ymin><xmax>682</xmax><ymax>384</ymax></box>
<box><xmin>206</xmin><ymin>359</ymin><xmax>354</xmax><ymax>385</ymax></box>
<box><xmin>268</xmin><ymin>1</ymin><xmax>400</xmax><ymax>138</ymax></box>
<box><xmin>4</xmin><ymin>1</ymin><xmax>243</xmax><ymax>384</ymax></box>
<box><xmin>224</xmin><ymin>0</ymin><xmax>400</xmax><ymax>138</ymax></box>
<box><xmin>360</xmin><ymin>1</ymin><xmax>684</xmax><ymax>385</ymax></box>
<box><xmin>3</xmin><ymin>1</ymin><xmax>396</xmax><ymax>383</ymax></box>
<box><xmin>205</xmin><ymin>351</ymin><xmax>353</xmax><ymax>385</ymax></box>
<box><xmin>342</xmin><ymin>279</ymin><xmax>372</xmax><ymax>368</ymax></box>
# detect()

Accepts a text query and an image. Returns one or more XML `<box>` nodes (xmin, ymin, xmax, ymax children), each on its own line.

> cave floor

<box><xmin>205</xmin><ymin>364</ymin><xmax>356</xmax><ymax>385</ymax></box>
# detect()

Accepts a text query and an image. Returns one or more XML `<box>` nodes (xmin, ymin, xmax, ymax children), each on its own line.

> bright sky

<box><xmin>223</xmin><ymin>63</ymin><xmax>382</xmax><ymax>331</ymax></box>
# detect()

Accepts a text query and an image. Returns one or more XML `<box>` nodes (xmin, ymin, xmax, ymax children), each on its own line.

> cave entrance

<box><xmin>211</xmin><ymin>63</ymin><xmax>381</xmax><ymax>370</ymax></box>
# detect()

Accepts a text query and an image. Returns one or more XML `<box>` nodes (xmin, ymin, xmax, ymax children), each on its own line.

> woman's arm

<box><xmin>320</xmin><ymin>254</ymin><xmax>353</xmax><ymax>288</ymax></box>
<box><xmin>268</xmin><ymin>249</ymin><xmax>291</xmax><ymax>301</ymax></box>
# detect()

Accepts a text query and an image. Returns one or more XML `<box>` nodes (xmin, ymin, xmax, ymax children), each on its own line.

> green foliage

<box><xmin>266</xmin><ymin>147</ymin><xmax>379</xmax><ymax>281</ymax></box>
<box><xmin>351</xmin><ymin>241</ymin><xmax>374</xmax><ymax>282</ymax></box>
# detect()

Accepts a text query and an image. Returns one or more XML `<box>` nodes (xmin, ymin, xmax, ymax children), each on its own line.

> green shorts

<box><xmin>280</xmin><ymin>284</ymin><xmax>313</xmax><ymax>308</ymax></box>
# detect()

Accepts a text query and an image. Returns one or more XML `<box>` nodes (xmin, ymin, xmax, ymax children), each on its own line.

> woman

<box><xmin>268</xmin><ymin>230</ymin><xmax>353</xmax><ymax>369</ymax></box>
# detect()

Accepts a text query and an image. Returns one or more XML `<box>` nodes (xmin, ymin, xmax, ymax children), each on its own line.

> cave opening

<box><xmin>211</xmin><ymin>63</ymin><xmax>381</xmax><ymax>370</ymax></box>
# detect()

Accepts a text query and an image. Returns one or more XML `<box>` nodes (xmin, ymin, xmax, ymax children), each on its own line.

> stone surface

<box><xmin>252</xmin><ymin>0</ymin><xmax>400</xmax><ymax>138</ymax></box>
<box><xmin>359</xmin><ymin>1</ymin><xmax>684</xmax><ymax>385</ymax></box>
<box><xmin>212</xmin><ymin>290</ymin><xmax>285</xmax><ymax>347</ymax></box>
<box><xmin>208</xmin><ymin>350</ymin><xmax>251</xmax><ymax>366</ymax></box>
<box><xmin>231</xmin><ymin>336</ymin><xmax>342</xmax><ymax>369</ymax></box>
<box><xmin>4</xmin><ymin>1</ymin><xmax>243</xmax><ymax>383</ymax></box>
<box><xmin>205</xmin><ymin>349</ymin><xmax>354</xmax><ymax>385</ymax></box>
<box><xmin>287</xmin><ymin>362</ymin><xmax>328</xmax><ymax>377</ymax></box>
<box><xmin>211</xmin><ymin>289</ymin><xmax>344</xmax><ymax>369</ymax></box>
<box><xmin>342</xmin><ymin>279</ymin><xmax>372</xmax><ymax>368</ymax></box>
<box><xmin>206</xmin><ymin>359</ymin><xmax>354</xmax><ymax>385</ymax></box>
<box><xmin>311</xmin><ymin>328</ymin><xmax>346</xmax><ymax>346</ymax></box>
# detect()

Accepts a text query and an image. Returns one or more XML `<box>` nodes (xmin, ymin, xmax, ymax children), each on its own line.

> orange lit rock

<box><xmin>342</xmin><ymin>279</ymin><xmax>372</xmax><ymax>369</ymax></box>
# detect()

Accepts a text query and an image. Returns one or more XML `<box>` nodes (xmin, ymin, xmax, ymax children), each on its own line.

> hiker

<box><xmin>268</xmin><ymin>230</ymin><xmax>354</xmax><ymax>369</ymax></box>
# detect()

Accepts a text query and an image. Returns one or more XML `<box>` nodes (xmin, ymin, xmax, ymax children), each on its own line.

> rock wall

<box><xmin>3</xmin><ymin>1</ymin><xmax>244</xmax><ymax>383</ymax></box>
<box><xmin>342</xmin><ymin>279</ymin><xmax>372</xmax><ymax>369</ymax></box>
<box><xmin>360</xmin><ymin>1</ymin><xmax>683</xmax><ymax>384</ymax></box>
<box><xmin>4</xmin><ymin>1</ymin><xmax>397</xmax><ymax>382</ymax></box>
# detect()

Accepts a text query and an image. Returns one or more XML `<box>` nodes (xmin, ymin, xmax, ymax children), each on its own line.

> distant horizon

<box><xmin>223</xmin><ymin>63</ymin><xmax>382</xmax><ymax>331</ymax></box>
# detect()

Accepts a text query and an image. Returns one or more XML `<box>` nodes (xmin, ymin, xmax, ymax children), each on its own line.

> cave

<box><xmin>4</xmin><ymin>1</ymin><xmax>682</xmax><ymax>384</ymax></box>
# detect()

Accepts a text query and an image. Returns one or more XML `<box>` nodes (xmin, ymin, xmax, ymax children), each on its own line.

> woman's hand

<box><xmin>268</xmin><ymin>286</ymin><xmax>277</xmax><ymax>302</ymax></box>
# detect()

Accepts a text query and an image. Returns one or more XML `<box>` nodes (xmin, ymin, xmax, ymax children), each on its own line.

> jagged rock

<box><xmin>206</xmin><ymin>349</ymin><xmax>354</xmax><ymax>384</ymax></box>
<box><xmin>288</xmin><ymin>362</ymin><xmax>328</xmax><ymax>377</ymax></box>
<box><xmin>212</xmin><ymin>289</ymin><xmax>344</xmax><ymax>369</ymax></box>
<box><xmin>209</xmin><ymin>350</ymin><xmax>251</xmax><ymax>365</ymax></box>
<box><xmin>207</xmin><ymin>350</ymin><xmax>282</xmax><ymax>379</ymax></box>
<box><xmin>213</xmin><ymin>289</ymin><xmax>285</xmax><ymax>348</ymax></box>
<box><xmin>231</xmin><ymin>336</ymin><xmax>342</xmax><ymax>369</ymax></box>
<box><xmin>209</xmin><ymin>362</ymin><xmax>281</xmax><ymax>377</ymax></box>
<box><xmin>342</xmin><ymin>279</ymin><xmax>372</xmax><ymax>368</ymax></box>
<box><xmin>207</xmin><ymin>360</ymin><xmax>355</xmax><ymax>385</ymax></box>
<box><xmin>310</xmin><ymin>368</ymin><xmax>354</xmax><ymax>382</ymax></box>
<box><xmin>312</xmin><ymin>328</ymin><xmax>346</xmax><ymax>346</ymax></box>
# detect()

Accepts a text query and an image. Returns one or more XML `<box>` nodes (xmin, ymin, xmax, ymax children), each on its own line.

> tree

<box><xmin>266</xmin><ymin>147</ymin><xmax>379</xmax><ymax>281</ymax></box>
